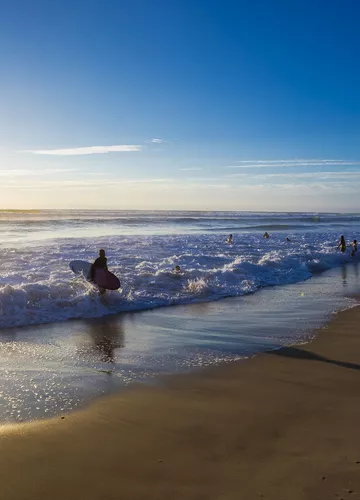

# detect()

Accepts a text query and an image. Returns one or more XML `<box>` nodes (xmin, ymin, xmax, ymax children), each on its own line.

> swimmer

<box><xmin>286</xmin><ymin>237</ymin><xmax>291</xmax><ymax>242</ymax></box>
<box><xmin>338</xmin><ymin>235</ymin><xmax>346</xmax><ymax>253</ymax></box>
<box><xmin>226</xmin><ymin>234</ymin><xmax>233</xmax><ymax>244</ymax></box>
<box><xmin>91</xmin><ymin>249</ymin><xmax>108</xmax><ymax>295</ymax></box>
<box><xmin>174</xmin><ymin>265</ymin><xmax>182</xmax><ymax>274</ymax></box>
<box><xmin>263</xmin><ymin>232</ymin><xmax>270</xmax><ymax>239</ymax></box>
<box><xmin>351</xmin><ymin>239</ymin><xmax>358</xmax><ymax>257</ymax></box>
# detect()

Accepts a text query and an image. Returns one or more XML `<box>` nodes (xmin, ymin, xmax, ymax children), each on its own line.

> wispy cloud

<box><xmin>236</xmin><ymin>159</ymin><xmax>348</xmax><ymax>163</ymax></box>
<box><xmin>224</xmin><ymin>159</ymin><xmax>360</xmax><ymax>168</ymax></box>
<box><xmin>3</xmin><ymin>178</ymin><xmax>174</xmax><ymax>190</ymax></box>
<box><xmin>122</xmin><ymin>177</ymin><xmax>173</xmax><ymax>184</ymax></box>
<box><xmin>179</xmin><ymin>167</ymin><xmax>203</xmax><ymax>171</ymax></box>
<box><xmin>238</xmin><ymin>182</ymin><xmax>360</xmax><ymax>192</ymax></box>
<box><xmin>24</xmin><ymin>145</ymin><xmax>141</xmax><ymax>156</ymax></box>
<box><xmin>149</xmin><ymin>138</ymin><xmax>164</xmax><ymax>144</ymax></box>
<box><xmin>227</xmin><ymin>171</ymin><xmax>360</xmax><ymax>180</ymax></box>
<box><xmin>145</xmin><ymin>138</ymin><xmax>165</xmax><ymax>144</ymax></box>
<box><xmin>0</xmin><ymin>168</ymin><xmax>77</xmax><ymax>176</ymax></box>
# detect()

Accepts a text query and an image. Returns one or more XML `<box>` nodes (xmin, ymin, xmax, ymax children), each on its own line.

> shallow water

<box><xmin>1</xmin><ymin>210</ymin><xmax>360</xmax><ymax>422</ymax></box>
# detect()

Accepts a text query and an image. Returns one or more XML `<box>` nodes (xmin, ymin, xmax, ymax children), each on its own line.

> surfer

<box><xmin>351</xmin><ymin>239</ymin><xmax>358</xmax><ymax>257</ymax></box>
<box><xmin>226</xmin><ymin>234</ymin><xmax>233</xmax><ymax>244</ymax></box>
<box><xmin>338</xmin><ymin>235</ymin><xmax>346</xmax><ymax>253</ymax></box>
<box><xmin>91</xmin><ymin>249</ymin><xmax>108</xmax><ymax>295</ymax></box>
<box><xmin>264</xmin><ymin>232</ymin><xmax>270</xmax><ymax>239</ymax></box>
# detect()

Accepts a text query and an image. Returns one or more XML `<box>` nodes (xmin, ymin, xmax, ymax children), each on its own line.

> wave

<box><xmin>0</xmin><ymin>231</ymin><xmax>357</xmax><ymax>329</ymax></box>
<box><xmin>205</xmin><ymin>224</ymin><xmax>319</xmax><ymax>231</ymax></box>
<box><xmin>1</xmin><ymin>213</ymin><xmax>360</xmax><ymax>234</ymax></box>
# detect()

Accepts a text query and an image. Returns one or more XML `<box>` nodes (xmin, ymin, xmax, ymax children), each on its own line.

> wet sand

<box><xmin>2</xmin><ymin>304</ymin><xmax>360</xmax><ymax>499</ymax></box>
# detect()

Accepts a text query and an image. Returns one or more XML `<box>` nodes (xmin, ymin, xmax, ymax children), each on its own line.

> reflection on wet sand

<box><xmin>341</xmin><ymin>264</ymin><xmax>347</xmax><ymax>286</ymax></box>
<box><xmin>78</xmin><ymin>316</ymin><xmax>125</xmax><ymax>364</ymax></box>
<box><xmin>354</xmin><ymin>261</ymin><xmax>359</xmax><ymax>279</ymax></box>
<box><xmin>341</xmin><ymin>262</ymin><xmax>359</xmax><ymax>291</ymax></box>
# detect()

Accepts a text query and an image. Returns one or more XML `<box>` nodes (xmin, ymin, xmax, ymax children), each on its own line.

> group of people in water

<box><xmin>227</xmin><ymin>231</ymin><xmax>289</xmax><ymax>243</ymax></box>
<box><xmin>338</xmin><ymin>235</ymin><xmax>357</xmax><ymax>256</ymax></box>
<box><xmin>227</xmin><ymin>231</ymin><xmax>287</xmax><ymax>243</ymax></box>
<box><xmin>226</xmin><ymin>232</ymin><xmax>357</xmax><ymax>257</ymax></box>
<box><xmin>91</xmin><ymin>232</ymin><xmax>358</xmax><ymax>295</ymax></box>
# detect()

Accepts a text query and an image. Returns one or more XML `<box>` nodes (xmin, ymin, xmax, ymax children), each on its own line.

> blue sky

<box><xmin>1</xmin><ymin>0</ymin><xmax>360</xmax><ymax>210</ymax></box>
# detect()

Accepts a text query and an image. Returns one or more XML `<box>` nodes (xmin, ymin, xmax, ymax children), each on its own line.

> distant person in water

<box><xmin>174</xmin><ymin>265</ymin><xmax>182</xmax><ymax>274</ymax></box>
<box><xmin>286</xmin><ymin>237</ymin><xmax>291</xmax><ymax>242</ymax></box>
<box><xmin>226</xmin><ymin>234</ymin><xmax>233</xmax><ymax>244</ymax></box>
<box><xmin>351</xmin><ymin>239</ymin><xmax>358</xmax><ymax>257</ymax></box>
<box><xmin>338</xmin><ymin>235</ymin><xmax>346</xmax><ymax>253</ymax></box>
<box><xmin>91</xmin><ymin>249</ymin><xmax>108</xmax><ymax>295</ymax></box>
<box><xmin>263</xmin><ymin>232</ymin><xmax>270</xmax><ymax>239</ymax></box>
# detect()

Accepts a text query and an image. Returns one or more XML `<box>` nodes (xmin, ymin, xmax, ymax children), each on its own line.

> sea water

<box><xmin>1</xmin><ymin>210</ymin><xmax>360</xmax><ymax>421</ymax></box>
<box><xmin>0</xmin><ymin>210</ymin><xmax>359</xmax><ymax>329</ymax></box>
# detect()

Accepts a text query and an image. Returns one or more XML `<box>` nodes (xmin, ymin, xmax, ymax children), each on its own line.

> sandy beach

<box><xmin>2</xmin><ymin>0</ymin><xmax>360</xmax><ymax>496</ymax></box>
<box><xmin>1</xmin><ymin>303</ymin><xmax>360</xmax><ymax>499</ymax></box>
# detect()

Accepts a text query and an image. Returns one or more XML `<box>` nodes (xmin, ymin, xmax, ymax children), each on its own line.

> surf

<box><xmin>0</xmin><ymin>228</ymin><xmax>358</xmax><ymax>328</ymax></box>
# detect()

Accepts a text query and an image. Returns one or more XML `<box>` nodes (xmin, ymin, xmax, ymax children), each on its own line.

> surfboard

<box><xmin>93</xmin><ymin>268</ymin><xmax>121</xmax><ymax>290</ymax></box>
<box><xmin>69</xmin><ymin>260</ymin><xmax>92</xmax><ymax>279</ymax></box>
<box><xmin>69</xmin><ymin>260</ymin><xmax>121</xmax><ymax>290</ymax></box>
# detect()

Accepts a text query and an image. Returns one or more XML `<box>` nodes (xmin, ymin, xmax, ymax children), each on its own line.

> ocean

<box><xmin>0</xmin><ymin>209</ymin><xmax>359</xmax><ymax>329</ymax></box>
<box><xmin>1</xmin><ymin>209</ymin><xmax>360</xmax><ymax>421</ymax></box>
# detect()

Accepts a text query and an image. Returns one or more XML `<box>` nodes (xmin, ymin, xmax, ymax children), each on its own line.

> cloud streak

<box><xmin>149</xmin><ymin>138</ymin><xmax>164</xmax><ymax>144</ymax></box>
<box><xmin>179</xmin><ymin>167</ymin><xmax>203</xmax><ymax>171</ymax></box>
<box><xmin>0</xmin><ymin>168</ymin><xmax>77</xmax><ymax>176</ymax></box>
<box><xmin>227</xmin><ymin>171</ymin><xmax>360</xmax><ymax>180</ymax></box>
<box><xmin>3</xmin><ymin>178</ymin><xmax>174</xmax><ymax>190</ymax></box>
<box><xmin>224</xmin><ymin>159</ymin><xmax>360</xmax><ymax>168</ymax></box>
<box><xmin>24</xmin><ymin>145</ymin><xmax>141</xmax><ymax>156</ymax></box>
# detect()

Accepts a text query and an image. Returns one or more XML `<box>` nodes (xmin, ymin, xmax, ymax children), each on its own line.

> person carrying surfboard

<box><xmin>91</xmin><ymin>249</ymin><xmax>108</xmax><ymax>295</ymax></box>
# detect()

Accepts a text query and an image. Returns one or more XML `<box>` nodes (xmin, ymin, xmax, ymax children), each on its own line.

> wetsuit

<box><xmin>351</xmin><ymin>243</ymin><xmax>358</xmax><ymax>257</ymax></box>
<box><xmin>91</xmin><ymin>256</ymin><xmax>107</xmax><ymax>280</ymax></box>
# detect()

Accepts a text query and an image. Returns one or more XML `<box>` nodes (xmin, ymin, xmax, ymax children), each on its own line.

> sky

<box><xmin>1</xmin><ymin>0</ymin><xmax>360</xmax><ymax>211</ymax></box>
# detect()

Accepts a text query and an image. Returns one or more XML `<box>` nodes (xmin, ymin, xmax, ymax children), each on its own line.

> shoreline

<box><xmin>2</xmin><ymin>303</ymin><xmax>360</xmax><ymax>499</ymax></box>
<box><xmin>1</xmin><ymin>262</ymin><xmax>359</xmax><ymax>423</ymax></box>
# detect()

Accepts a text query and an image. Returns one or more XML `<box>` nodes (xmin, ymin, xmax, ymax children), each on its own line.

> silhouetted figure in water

<box><xmin>91</xmin><ymin>249</ymin><xmax>108</xmax><ymax>295</ymax></box>
<box><xmin>174</xmin><ymin>265</ymin><xmax>182</xmax><ymax>274</ymax></box>
<box><xmin>263</xmin><ymin>232</ymin><xmax>270</xmax><ymax>239</ymax></box>
<box><xmin>286</xmin><ymin>237</ymin><xmax>291</xmax><ymax>242</ymax></box>
<box><xmin>338</xmin><ymin>235</ymin><xmax>346</xmax><ymax>253</ymax></box>
<box><xmin>226</xmin><ymin>234</ymin><xmax>233</xmax><ymax>244</ymax></box>
<box><xmin>351</xmin><ymin>239</ymin><xmax>358</xmax><ymax>257</ymax></box>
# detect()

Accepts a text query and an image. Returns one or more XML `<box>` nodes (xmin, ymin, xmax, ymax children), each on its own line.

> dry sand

<box><xmin>2</xmin><ymin>305</ymin><xmax>360</xmax><ymax>500</ymax></box>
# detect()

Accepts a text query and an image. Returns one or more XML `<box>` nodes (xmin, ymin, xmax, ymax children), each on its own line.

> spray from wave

<box><xmin>0</xmin><ymin>228</ymin><xmax>357</xmax><ymax>328</ymax></box>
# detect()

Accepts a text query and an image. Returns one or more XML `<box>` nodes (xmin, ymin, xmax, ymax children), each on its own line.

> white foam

<box><xmin>0</xmin><ymin>230</ymin><xmax>357</xmax><ymax>328</ymax></box>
